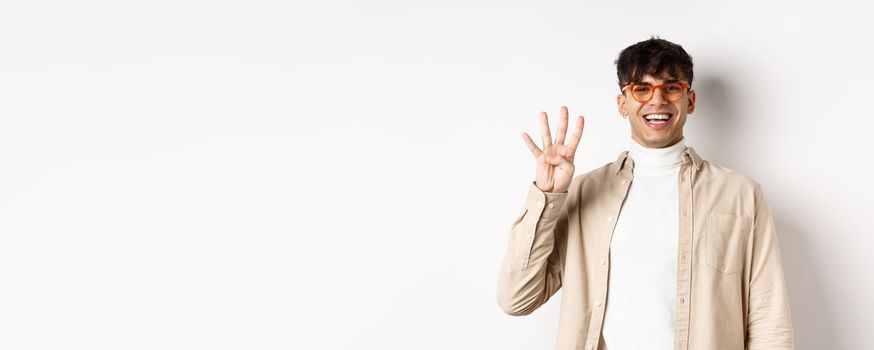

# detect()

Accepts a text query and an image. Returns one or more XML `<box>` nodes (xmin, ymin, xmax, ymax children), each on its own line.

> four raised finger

<box><xmin>564</xmin><ymin>116</ymin><xmax>585</xmax><ymax>160</ymax></box>
<box><xmin>526</xmin><ymin>108</ymin><xmax>585</xmax><ymax>161</ymax></box>
<box><xmin>521</xmin><ymin>133</ymin><xmax>543</xmax><ymax>158</ymax></box>
<box><xmin>554</xmin><ymin>106</ymin><xmax>569</xmax><ymax>145</ymax></box>
<box><xmin>540</xmin><ymin>111</ymin><xmax>552</xmax><ymax>148</ymax></box>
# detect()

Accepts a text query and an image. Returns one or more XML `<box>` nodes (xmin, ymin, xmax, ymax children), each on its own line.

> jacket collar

<box><xmin>613</xmin><ymin>145</ymin><xmax>703</xmax><ymax>175</ymax></box>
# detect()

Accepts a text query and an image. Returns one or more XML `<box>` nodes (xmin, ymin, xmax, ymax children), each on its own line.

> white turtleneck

<box><xmin>600</xmin><ymin>138</ymin><xmax>686</xmax><ymax>350</ymax></box>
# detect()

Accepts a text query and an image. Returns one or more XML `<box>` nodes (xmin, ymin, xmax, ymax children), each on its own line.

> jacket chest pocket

<box><xmin>702</xmin><ymin>213</ymin><xmax>751</xmax><ymax>274</ymax></box>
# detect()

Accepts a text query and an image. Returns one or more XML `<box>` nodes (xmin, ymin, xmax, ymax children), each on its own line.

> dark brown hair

<box><xmin>614</xmin><ymin>36</ymin><xmax>694</xmax><ymax>92</ymax></box>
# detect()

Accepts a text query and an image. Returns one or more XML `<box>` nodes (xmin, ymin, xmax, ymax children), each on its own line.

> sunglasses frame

<box><xmin>622</xmin><ymin>81</ymin><xmax>690</xmax><ymax>103</ymax></box>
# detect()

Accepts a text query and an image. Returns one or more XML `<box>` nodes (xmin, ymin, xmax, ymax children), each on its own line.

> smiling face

<box><xmin>616</xmin><ymin>73</ymin><xmax>696</xmax><ymax>148</ymax></box>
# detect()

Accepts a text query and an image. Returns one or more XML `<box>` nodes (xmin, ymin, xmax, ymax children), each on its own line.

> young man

<box><xmin>496</xmin><ymin>37</ymin><xmax>794</xmax><ymax>350</ymax></box>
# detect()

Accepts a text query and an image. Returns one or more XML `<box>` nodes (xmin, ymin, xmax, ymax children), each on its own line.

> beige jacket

<box><xmin>496</xmin><ymin>147</ymin><xmax>794</xmax><ymax>350</ymax></box>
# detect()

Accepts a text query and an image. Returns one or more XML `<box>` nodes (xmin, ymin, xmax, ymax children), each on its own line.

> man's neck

<box><xmin>628</xmin><ymin>137</ymin><xmax>686</xmax><ymax>168</ymax></box>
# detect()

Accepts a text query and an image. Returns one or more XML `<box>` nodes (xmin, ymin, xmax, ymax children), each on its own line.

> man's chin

<box><xmin>637</xmin><ymin>135</ymin><xmax>677</xmax><ymax>149</ymax></box>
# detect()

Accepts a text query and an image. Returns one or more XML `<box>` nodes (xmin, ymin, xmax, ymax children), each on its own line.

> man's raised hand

<box><xmin>521</xmin><ymin>106</ymin><xmax>585</xmax><ymax>193</ymax></box>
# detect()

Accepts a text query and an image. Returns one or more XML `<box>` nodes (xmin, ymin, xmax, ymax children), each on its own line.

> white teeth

<box><xmin>645</xmin><ymin>113</ymin><xmax>671</xmax><ymax>120</ymax></box>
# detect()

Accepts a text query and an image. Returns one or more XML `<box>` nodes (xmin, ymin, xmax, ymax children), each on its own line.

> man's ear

<box><xmin>617</xmin><ymin>93</ymin><xmax>627</xmax><ymax>117</ymax></box>
<box><xmin>687</xmin><ymin>89</ymin><xmax>697</xmax><ymax>114</ymax></box>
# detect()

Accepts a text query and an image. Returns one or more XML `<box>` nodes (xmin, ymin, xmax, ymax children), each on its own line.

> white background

<box><xmin>1</xmin><ymin>1</ymin><xmax>872</xmax><ymax>349</ymax></box>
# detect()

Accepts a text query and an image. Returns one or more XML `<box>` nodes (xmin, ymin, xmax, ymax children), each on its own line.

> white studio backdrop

<box><xmin>1</xmin><ymin>1</ymin><xmax>872</xmax><ymax>349</ymax></box>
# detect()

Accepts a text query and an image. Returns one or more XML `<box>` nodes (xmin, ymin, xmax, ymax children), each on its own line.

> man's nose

<box><xmin>649</xmin><ymin>87</ymin><xmax>668</xmax><ymax>105</ymax></box>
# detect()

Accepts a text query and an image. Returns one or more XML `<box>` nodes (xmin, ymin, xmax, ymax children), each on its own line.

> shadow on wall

<box><xmin>776</xmin><ymin>218</ymin><xmax>839</xmax><ymax>349</ymax></box>
<box><xmin>686</xmin><ymin>75</ymin><xmax>740</xmax><ymax>167</ymax></box>
<box><xmin>693</xmin><ymin>74</ymin><xmax>838</xmax><ymax>348</ymax></box>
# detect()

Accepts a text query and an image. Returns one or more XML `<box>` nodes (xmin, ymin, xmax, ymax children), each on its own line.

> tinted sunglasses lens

<box><xmin>664</xmin><ymin>83</ymin><xmax>684</xmax><ymax>101</ymax></box>
<box><xmin>631</xmin><ymin>85</ymin><xmax>652</xmax><ymax>101</ymax></box>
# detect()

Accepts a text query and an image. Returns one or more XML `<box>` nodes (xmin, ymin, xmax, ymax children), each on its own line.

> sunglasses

<box><xmin>622</xmin><ymin>81</ymin><xmax>690</xmax><ymax>103</ymax></box>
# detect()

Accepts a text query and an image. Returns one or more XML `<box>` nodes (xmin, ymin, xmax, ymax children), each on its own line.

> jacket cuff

<box><xmin>526</xmin><ymin>181</ymin><xmax>568</xmax><ymax>219</ymax></box>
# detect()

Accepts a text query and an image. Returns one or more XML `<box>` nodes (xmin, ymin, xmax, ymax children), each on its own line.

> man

<box><xmin>496</xmin><ymin>37</ymin><xmax>794</xmax><ymax>350</ymax></box>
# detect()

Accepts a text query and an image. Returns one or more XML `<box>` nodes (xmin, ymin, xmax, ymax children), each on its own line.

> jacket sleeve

<box><xmin>496</xmin><ymin>180</ymin><xmax>570</xmax><ymax>316</ymax></box>
<box><xmin>745</xmin><ymin>183</ymin><xmax>796</xmax><ymax>349</ymax></box>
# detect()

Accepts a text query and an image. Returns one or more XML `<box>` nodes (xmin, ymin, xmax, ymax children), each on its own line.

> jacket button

<box><xmin>607</xmin><ymin>216</ymin><xmax>614</xmax><ymax>223</ymax></box>
<box><xmin>548</xmin><ymin>203</ymin><xmax>554</xmax><ymax>208</ymax></box>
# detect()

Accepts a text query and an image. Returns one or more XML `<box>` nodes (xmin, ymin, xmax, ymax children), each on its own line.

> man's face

<box><xmin>616</xmin><ymin>73</ymin><xmax>696</xmax><ymax>148</ymax></box>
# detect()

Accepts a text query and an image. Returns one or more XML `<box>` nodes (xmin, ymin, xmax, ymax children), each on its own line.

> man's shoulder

<box><xmin>574</xmin><ymin>160</ymin><xmax>619</xmax><ymax>180</ymax></box>
<box><xmin>566</xmin><ymin>153</ymin><xmax>767</xmax><ymax>193</ymax></box>
<box><xmin>567</xmin><ymin>160</ymin><xmax>622</xmax><ymax>192</ymax></box>
<box><xmin>699</xmin><ymin>159</ymin><xmax>763</xmax><ymax>193</ymax></box>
